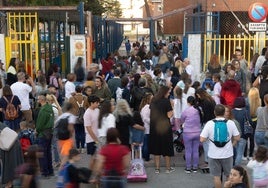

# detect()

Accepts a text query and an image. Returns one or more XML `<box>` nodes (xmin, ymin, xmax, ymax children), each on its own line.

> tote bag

<box><xmin>0</xmin><ymin>127</ymin><xmax>18</xmax><ymax>151</ymax></box>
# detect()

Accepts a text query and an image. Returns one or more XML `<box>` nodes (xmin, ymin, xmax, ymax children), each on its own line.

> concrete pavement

<box><xmin>39</xmin><ymin>151</ymin><xmax>215</xmax><ymax>188</ymax></box>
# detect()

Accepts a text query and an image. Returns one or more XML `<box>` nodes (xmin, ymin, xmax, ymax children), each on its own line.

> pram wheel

<box><xmin>200</xmin><ymin>167</ymin><xmax>210</xmax><ymax>173</ymax></box>
<box><xmin>175</xmin><ymin>144</ymin><xmax>184</xmax><ymax>153</ymax></box>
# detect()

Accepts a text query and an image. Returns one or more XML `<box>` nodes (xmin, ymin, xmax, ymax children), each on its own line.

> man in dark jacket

<box><xmin>36</xmin><ymin>94</ymin><xmax>54</xmax><ymax>177</ymax></box>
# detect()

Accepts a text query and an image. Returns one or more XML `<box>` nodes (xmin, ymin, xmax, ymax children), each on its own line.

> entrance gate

<box><xmin>203</xmin><ymin>34</ymin><xmax>268</xmax><ymax>71</ymax></box>
<box><xmin>5</xmin><ymin>12</ymin><xmax>39</xmax><ymax>77</ymax></box>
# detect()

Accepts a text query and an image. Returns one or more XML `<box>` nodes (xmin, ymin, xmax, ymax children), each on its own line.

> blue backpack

<box><xmin>56</xmin><ymin>162</ymin><xmax>71</xmax><ymax>188</ymax></box>
<box><xmin>210</xmin><ymin>119</ymin><xmax>230</xmax><ymax>147</ymax></box>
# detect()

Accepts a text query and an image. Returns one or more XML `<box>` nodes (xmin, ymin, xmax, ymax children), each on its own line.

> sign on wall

<box><xmin>248</xmin><ymin>22</ymin><xmax>267</xmax><ymax>31</ymax></box>
<box><xmin>69</xmin><ymin>35</ymin><xmax>86</xmax><ymax>73</ymax></box>
<box><xmin>248</xmin><ymin>3</ymin><xmax>267</xmax><ymax>22</ymax></box>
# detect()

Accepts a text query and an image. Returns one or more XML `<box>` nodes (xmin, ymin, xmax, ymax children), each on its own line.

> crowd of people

<box><xmin>0</xmin><ymin>40</ymin><xmax>267</xmax><ymax>188</ymax></box>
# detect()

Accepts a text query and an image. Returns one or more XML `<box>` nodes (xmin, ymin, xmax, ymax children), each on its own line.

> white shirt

<box><xmin>140</xmin><ymin>104</ymin><xmax>150</xmax><ymax>134</ymax></box>
<box><xmin>255</xmin><ymin>55</ymin><xmax>266</xmax><ymax>76</ymax></box>
<box><xmin>185</xmin><ymin>64</ymin><xmax>195</xmax><ymax>81</ymax></box>
<box><xmin>55</xmin><ymin>112</ymin><xmax>76</xmax><ymax>125</ymax></box>
<box><xmin>173</xmin><ymin>98</ymin><xmax>187</xmax><ymax>118</ymax></box>
<box><xmin>98</xmin><ymin>113</ymin><xmax>116</xmax><ymax>137</ymax></box>
<box><xmin>11</xmin><ymin>81</ymin><xmax>32</xmax><ymax>110</ymax></box>
<box><xmin>182</xmin><ymin>87</ymin><xmax>195</xmax><ymax>100</ymax></box>
<box><xmin>212</xmin><ymin>82</ymin><xmax>222</xmax><ymax>105</ymax></box>
<box><xmin>247</xmin><ymin>160</ymin><xmax>268</xmax><ymax>186</ymax></box>
<box><xmin>65</xmin><ymin>81</ymin><xmax>76</xmax><ymax>100</ymax></box>
<box><xmin>84</xmin><ymin>108</ymin><xmax>99</xmax><ymax>143</ymax></box>
<box><xmin>200</xmin><ymin>118</ymin><xmax>240</xmax><ymax>159</ymax></box>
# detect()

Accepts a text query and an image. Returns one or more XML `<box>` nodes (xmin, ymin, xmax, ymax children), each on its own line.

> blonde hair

<box><xmin>175</xmin><ymin>60</ymin><xmax>184</xmax><ymax>74</ymax></box>
<box><xmin>46</xmin><ymin>94</ymin><xmax>54</xmax><ymax>102</ymax></box>
<box><xmin>248</xmin><ymin>87</ymin><xmax>261</xmax><ymax>117</ymax></box>
<box><xmin>113</xmin><ymin>99</ymin><xmax>132</xmax><ymax>121</ymax></box>
<box><xmin>46</xmin><ymin>94</ymin><xmax>62</xmax><ymax>115</ymax></box>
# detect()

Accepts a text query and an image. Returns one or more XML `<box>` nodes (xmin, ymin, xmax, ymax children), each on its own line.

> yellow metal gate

<box><xmin>203</xmin><ymin>34</ymin><xmax>268</xmax><ymax>71</ymax></box>
<box><xmin>5</xmin><ymin>12</ymin><xmax>39</xmax><ymax>78</ymax></box>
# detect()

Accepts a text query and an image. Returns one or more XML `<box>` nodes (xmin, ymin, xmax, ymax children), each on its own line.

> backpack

<box><xmin>56</xmin><ymin>162</ymin><xmax>71</xmax><ymax>188</ymax></box>
<box><xmin>18</xmin><ymin>129</ymin><xmax>35</xmax><ymax>154</ymax></box>
<box><xmin>116</xmin><ymin>87</ymin><xmax>124</xmax><ymax>102</ymax></box>
<box><xmin>253</xmin><ymin>162</ymin><xmax>268</xmax><ymax>186</ymax></box>
<box><xmin>20</xmin><ymin>137</ymin><xmax>31</xmax><ymax>154</ymax></box>
<box><xmin>210</xmin><ymin>119</ymin><xmax>230</xmax><ymax>147</ymax></box>
<box><xmin>3</xmin><ymin>96</ymin><xmax>19</xmax><ymax>120</ymax></box>
<box><xmin>56</xmin><ymin>116</ymin><xmax>70</xmax><ymax>140</ymax></box>
<box><xmin>74</xmin><ymin>97</ymin><xmax>85</xmax><ymax>124</ymax></box>
<box><xmin>144</xmin><ymin>59</ymin><xmax>151</xmax><ymax>70</ymax></box>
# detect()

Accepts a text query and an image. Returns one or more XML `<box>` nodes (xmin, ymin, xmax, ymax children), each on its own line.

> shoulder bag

<box><xmin>0</xmin><ymin>127</ymin><xmax>18</xmax><ymax>151</ymax></box>
<box><xmin>244</xmin><ymin>113</ymin><xmax>253</xmax><ymax>136</ymax></box>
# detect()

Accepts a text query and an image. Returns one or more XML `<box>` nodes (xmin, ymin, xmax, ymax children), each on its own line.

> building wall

<box><xmin>163</xmin><ymin>0</ymin><xmax>268</xmax><ymax>35</ymax></box>
<box><xmin>205</xmin><ymin>0</ymin><xmax>268</xmax><ymax>12</ymax></box>
<box><xmin>163</xmin><ymin>0</ymin><xmax>190</xmax><ymax>34</ymax></box>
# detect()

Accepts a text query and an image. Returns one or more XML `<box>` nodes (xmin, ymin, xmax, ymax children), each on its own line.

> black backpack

<box><xmin>74</xmin><ymin>97</ymin><xmax>85</xmax><ymax>124</ymax></box>
<box><xmin>56</xmin><ymin>116</ymin><xmax>70</xmax><ymax>140</ymax></box>
<box><xmin>144</xmin><ymin>59</ymin><xmax>151</xmax><ymax>70</ymax></box>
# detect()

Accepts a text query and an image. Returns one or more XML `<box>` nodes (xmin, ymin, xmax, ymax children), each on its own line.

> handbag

<box><xmin>0</xmin><ymin>127</ymin><xmax>18</xmax><ymax>151</ymax></box>
<box><xmin>244</xmin><ymin>115</ymin><xmax>253</xmax><ymax>135</ymax></box>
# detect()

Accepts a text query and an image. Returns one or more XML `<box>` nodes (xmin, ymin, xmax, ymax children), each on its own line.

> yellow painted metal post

<box><xmin>223</xmin><ymin>35</ymin><xmax>226</xmax><ymax>65</ymax></box>
<box><xmin>5</xmin><ymin>37</ymin><xmax>11</xmax><ymax>69</ymax></box>
<box><xmin>218</xmin><ymin>35</ymin><xmax>221</xmax><ymax>66</ymax></box>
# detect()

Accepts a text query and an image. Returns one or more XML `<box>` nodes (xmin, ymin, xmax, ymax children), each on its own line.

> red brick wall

<box><xmin>163</xmin><ymin>0</ymin><xmax>191</xmax><ymax>34</ymax></box>
<box><xmin>206</xmin><ymin>0</ymin><xmax>268</xmax><ymax>12</ymax></box>
<box><xmin>163</xmin><ymin>0</ymin><xmax>268</xmax><ymax>34</ymax></box>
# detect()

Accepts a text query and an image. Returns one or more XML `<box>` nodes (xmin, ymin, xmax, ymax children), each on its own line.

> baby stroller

<box><xmin>173</xmin><ymin>128</ymin><xmax>204</xmax><ymax>157</ymax></box>
<box><xmin>173</xmin><ymin>129</ymin><xmax>184</xmax><ymax>153</ymax></box>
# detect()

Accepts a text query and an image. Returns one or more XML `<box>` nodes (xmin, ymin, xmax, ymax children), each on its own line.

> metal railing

<box><xmin>203</xmin><ymin>34</ymin><xmax>268</xmax><ymax>71</ymax></box>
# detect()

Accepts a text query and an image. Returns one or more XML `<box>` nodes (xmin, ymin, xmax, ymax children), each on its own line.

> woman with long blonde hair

<box><xmin>46</xmin><ymin>94</ymin><xmax>62</xmax><ymax>168</ymax></box>
<box><xmin>114</xmin><ymin>99</ymin><xmax>144</xmax><ymax>148</ymax></box>
<box><xmin>244</xmin><ymin>87</ymin><xmax>262</xmax><ymax>159</ymax></box>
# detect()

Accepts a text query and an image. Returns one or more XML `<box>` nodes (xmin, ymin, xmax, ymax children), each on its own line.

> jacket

<box><xmin>36</xmin><ymin>103</ymin><xmax>54</xmax><ymax>138</ymax></box>
<box><xmin>220</xmin><ymin>79</ymin><xmax>242</xmax><ymax>108</ymax></box>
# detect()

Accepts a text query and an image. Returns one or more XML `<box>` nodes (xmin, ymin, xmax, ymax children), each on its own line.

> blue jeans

<box><xmin>142</xmin><ymin>134</ymin><xmax>150</xmax><ymax>161</ymax></box>
<box><xmin>183</xmin><ymin>132</ymin><xmax>200</xmax><ymax>169</ymax></box>
<box><xmin>235</xmin><ymin>138</ymin><xmax>247</xmax><ymax>165</ymax></box>
<box><xmin>37</xmin><ymin>137</ymin><xmax>53</xmax><ymax>176</ymax></box>
<box><xmin>74</xmin><ymin>123</ymin><xmax>86</xmax><ymax>149</ymax></box>
<box><xmin>255</xmin><ymin>131</ymin><xmax>268</xmax><ymax>148</ymax></box>
<box><xmin>51</xmin><ymin>134</ymin><xmax>60</xmax><ymax>164</ymax></box>
<box><xmin>3</xmin><ymin>119</ymin><xmax>20</xmax><ymax>132</ymax></box>
<box><xmin>203</xmin><ymin>140</ymin><xmax>209</xmax><ymax>163</ymax></box>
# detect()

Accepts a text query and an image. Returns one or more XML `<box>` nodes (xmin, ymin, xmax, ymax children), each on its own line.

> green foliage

<box><xmin>101</xmin><ymin>0</ymin><xmax>122</xmax><ymax>18</ymax></box>
<box><xmin>3</xmin><ymin>0</ymin><xmax>122</xmax><ymax>18</ymax></box>
<box><xmin>84</xmin><ymin>0</ymin><xmax>105</xmax><ymax>16</ymax></box>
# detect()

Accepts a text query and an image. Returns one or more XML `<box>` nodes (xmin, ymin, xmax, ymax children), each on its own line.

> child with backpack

<box><xmin>247</xmin><ymin>146</ymin><xmax>268</xmax><ymax>188</ymax></box>
<box><xmin>18</xmin><ymin>121</ymin><xmax>35</xmax><ymax>156</ymax></box>
<box><xmin>56</xmin><ymin>148</ymin><xmax>91</xmax><ymax>188</ymax></box>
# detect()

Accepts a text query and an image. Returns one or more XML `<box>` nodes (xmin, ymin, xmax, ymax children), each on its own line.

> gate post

<box><xmin>78</xmin><ymin>2</ymin><xmax>85</xmax><ymax>34</ymax></box>
<box><xmin>149</xmin><ymin>18</ymin><xmax>154</xmax><ymax>52</ymax></box>
<box><xmin>187</xmin><ymin>34</ymin><xmax>202</xmax><ymax>81</ymax></box>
